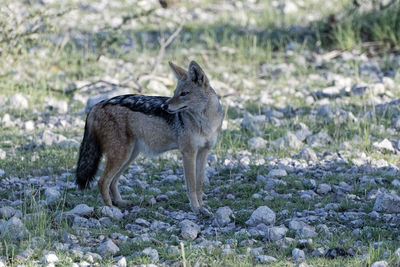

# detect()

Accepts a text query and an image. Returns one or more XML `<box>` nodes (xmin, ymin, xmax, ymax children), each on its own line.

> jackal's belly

<box><xmin>137</xmin><ymin>139</ymin><xmax>178</xmax><ymax>157</ymax></box>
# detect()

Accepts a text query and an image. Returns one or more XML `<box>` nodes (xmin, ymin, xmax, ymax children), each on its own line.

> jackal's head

<box><xmin>163</xmin><ymin>61</ymin><xmax>210</xmax><ymax>114</ymax></box>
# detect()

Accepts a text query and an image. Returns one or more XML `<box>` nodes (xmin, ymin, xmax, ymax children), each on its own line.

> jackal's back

<box><xmin>99</xmin><ymin>94</ymin><xmax>180</xmax><ymax>126</ymax></box>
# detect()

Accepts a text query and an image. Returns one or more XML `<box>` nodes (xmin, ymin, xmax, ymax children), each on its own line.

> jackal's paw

<box><xmin>199</xmin><ymin>206</ymin><xmax>213</xmax><ymax>217</ymax></box>
<box><xmin>190</xmin><ymin>206</ymin><xmax>200</xmax><ymax>214</ymax></box>
<box><xmin>113</xmin><ymin>199</ymin><xmax>133</xmax><ymax>208</ymax></box>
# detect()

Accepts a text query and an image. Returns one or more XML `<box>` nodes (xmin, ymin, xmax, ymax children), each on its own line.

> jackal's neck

<box><xmin>190</xmin><ymin>91</ymin><xmax>223</xmax><ymax>132</ymax></box>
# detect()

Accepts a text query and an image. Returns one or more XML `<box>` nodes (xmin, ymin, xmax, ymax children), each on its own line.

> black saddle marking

<box><xmin>100</xmin><ymin>94</ymin><xmax>181</xmax><ymax>126</ymax></box>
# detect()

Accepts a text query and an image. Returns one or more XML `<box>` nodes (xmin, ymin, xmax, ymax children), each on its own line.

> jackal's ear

<box><xmin>188</xmin><ymin>61</ymin><xmax>209</xmax><ymax>88</ymax></box>
<box><xmin>169</xmin><ymin>61</ymin><xmax>187</xmax><ymax>80</ymax></box>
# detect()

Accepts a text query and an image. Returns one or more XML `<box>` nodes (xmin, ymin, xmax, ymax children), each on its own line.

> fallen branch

<box><xmin>220</xmin><ymin>92</ymin><xmax>236</xmax><ymax>98</ymax></box>
<box><xmin>49</xmin><ymin>79</ymin><xmax>142</xmax><ymax>95</ymax></box>
<box><xmin>112</xmin><ymin>8</ymin><xmax>157</xmax><ymax>31</ymax></box>
<box><xmin>150</xmin><ymin>22</ymin><xmax>184</xmax><ymax>75</ymax></box>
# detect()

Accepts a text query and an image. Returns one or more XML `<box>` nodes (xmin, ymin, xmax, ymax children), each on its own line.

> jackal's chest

<box><xmin>192</xmin><ymin>133</ymin><xmax>218</xmax><ymax>149</ymax></box>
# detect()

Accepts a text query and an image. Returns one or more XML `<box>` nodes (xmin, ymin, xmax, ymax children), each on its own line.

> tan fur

<box><xmin>81</xmin><ymin>61</ymin><xmax>224</xmax><ymax>214</ymax></box>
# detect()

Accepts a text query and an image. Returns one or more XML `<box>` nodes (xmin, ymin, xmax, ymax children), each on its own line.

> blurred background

<box><xmin>0</xmin><ymin>0</ymin><xmax>399</xmax><ymax>102</ymax></box>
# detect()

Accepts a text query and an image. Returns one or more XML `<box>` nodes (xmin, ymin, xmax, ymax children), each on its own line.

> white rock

<box><xmin>215</xmin><ymin>206</ymin><xmax>234</xmax><ymax>227</ymax></box>
<box><xmin>40</xmin><ymin>130</ymin><xmax>67</xmax><ymax>146</ymax></box>
<box><xmin>76</xmin><ymin>261</ymin><xmax>89</xmax><ymax>267</ymax></box>
<box><xmin>99</xmin><ymin>206</ymin><xmax>124</xmax><ymax>220</ymax></box>
<box><xmin>72</xmin><ymin>215</ymin><xmax>90</xmax><ymax>228</ymax></box>
<box><xmin>180</xmin><ymin>219</ymin><xmax>200</xmax><ymax>240</ymax></box>
<box><xmin>43</xmin><ymin>253</ymin><xmax>58</xmax><ymax>263</ymax></box>
<box><xmin>295</xmin><ymin>125</ymin><xmax>312</xmax><ymax>142</ymax></box>
<box><xmin>306</xmin><ymin>131</ymin><xmax>333</xmax><ymax>147</ymax></box>
<box><xmin>0</xmin><ymin>169</ymin><xmax>5</xmax><ymax>177</ymax></box>
<box><xmin>393</xmin><ymin>118</ymin><xmax>400</xmax><ymax>131</ymax></box>
<box><xmin>0</xmin><ymin>206</ymin><xmax>16</xmax><ymax>219</ymax></box>
<box><xmin>6</xmin><ymin>217</ymin><xmax>24</xmax><ymax>230</ymax></box>
<box><xmin>274</xmin><ymin>132</ymin><xmax>303</xmax><ymax>150</ymax></box>
<box><xmin>58</xmin><ymin>139</ymin><xmax>80</xmax><ymax>148</ymax></box>
<box><xmin>296</xmin><ymin>224</ymin><xmax>317</xmax><ymax>238</ymax></box>
<box><xmin>23</xmin><ymin>120</ymin><xmax>35</xmax><ymax>131</ymax></box>
<box><xmin>241</xmin><ymin>114</ymin><xmax>266</xmax><ymax>131</ymax></box>
<box><xmin>283</xmin><ymin>1</ymin><xmax>298</xmax><ymax>13</ymax></box>
<box><xmin>1</xmin><ymin>114</ymin><xmax>13</xmax><ymax>127</ymax></box>
<box><xmin>45</xmin><ymin>187</ymin><xmax>61</xmax><ymax>204</ymax></box>
<box><xmin>142</xmin><ymin>247</ymin><xmax>159</xmax><ymax>262</ymax></box>
<box><xmin>162</xmin><ymin>175</ymin><xmax>178</xmax><ymax>183</ymax></box>
<box><xmin>3</xmin><ymin>217</ymin><xmax>28</xmax><ymax>239</ymax></box>
<box><xmin>116</xmin><ymin>256</ymin><xmax>127</xmax><ymax>267</ymax></box>
<box><xmin>255</xmin><ymin>255</ymin><xmax>277</xmax><ymax>263</ymax></box>
<box><xmin>372</xmin><ymin>139</ymin><xmax>395</xmax><ymax>153</ymax></box>
<box><xmin>47</xmin><ymin>98</ymin><xmax>68</xmax><ymax>114</ymax></box>
<box><xmin>266</xmin><ymin>225</ymin><xmax>288</xmax><ymax>241</ymax></box>
<box><xmin>8</xmin><ymin>94</ymin><xmax>28</xmax><ymax>109</ymax></box>
<box><xmin>382</xmin><ymin>76</ymin><xmax>396</xmax><ymax>88</ymax></box>
<box><xmin>292</xmin><ymin>248</ymin><xmax>305</xmax><ymax>261</ymax></box>
<box><xmin>246</xmin><ymin>206</ymin><xmax>276</xmax><ymax>226</ymax></box>
<box><xmin>373</xmin><ymin>192</ymin><xmax>400</xmax><ymax>213</ymax></box>
<box><xmin>68</xmin><ymin>204</ymin><xmax>94</xmax><ymax>217</ymax></box>
<box><xmin>0</xmin><ymin>149</ymin><xmax>5</xmax><ymax>160</ymax></box>
<box><xmin>317</xmin><ymin>183</ymin><xmax>331</xmax><ymax>195</ymax></box>
<box><xmin>299</xmin><ymin>148</ymin><xmax>317</xmax><ymax>161</ymax></box>
<box><xmin>371</xmin><ymin>83</ymin><xmax>385</xmax><ymax>95</ymax></box>
<box><xmin>395</xmin><ymin>247</ymin><xmax>400</xmax><ymax>258</ymax></box>
<box><xmin>97</xmin><ymin>239</ymin><xmax>120</xmax><ymax>255</ymax></box>
<box><xmin>248</xmin><ymin>137</ymin><xmax>267</xmax><ymax>150</ymax></box>
<box><xmin>267</xmin><ymin>169</ymin><xmax>287</xmax><ymax>178</ymax></box>
<box><xmin>371</xmin><ymin>261</ymin><xmax>389</xmax><ymax>267</ymax></box>
<box><xmin>135</xmin><ymin>218</ymin><xmax>151</xmax><ymax>227</ymax></box>
<box><xmin>289</xmin><ymin>220</ymin><xmax>306</xmax><ymax>231</ymax></box>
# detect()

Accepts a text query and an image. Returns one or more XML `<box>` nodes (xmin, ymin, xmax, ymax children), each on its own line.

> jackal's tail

<box><xmin>76</xmin><ymin>120</ymin><xmax>102</xmax><ymax>189</ymax></box>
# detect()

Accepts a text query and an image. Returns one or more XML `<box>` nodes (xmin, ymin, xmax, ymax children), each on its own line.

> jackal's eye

<box><xmin>180</xmin><ymin>91</ymin><xmax>189</xmax><ymax>97</ymax></box>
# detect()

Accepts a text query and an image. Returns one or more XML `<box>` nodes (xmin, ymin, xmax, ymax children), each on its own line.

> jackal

<box><xmin>76</xmin><ymin>61</ymin><xmax>224</xmax><ymax>214</ymax></box>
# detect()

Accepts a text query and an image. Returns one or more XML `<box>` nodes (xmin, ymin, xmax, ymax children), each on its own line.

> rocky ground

<box><xmin>1</xmin><ymin>0</ymin><xmax>400</xmax><ymax>266</ymax></box>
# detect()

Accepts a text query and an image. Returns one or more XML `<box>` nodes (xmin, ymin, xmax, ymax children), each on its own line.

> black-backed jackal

<box><xmin>76</xmin><ymin>61</ymin><xmax>224</xmax><ymax>214</ymax></box>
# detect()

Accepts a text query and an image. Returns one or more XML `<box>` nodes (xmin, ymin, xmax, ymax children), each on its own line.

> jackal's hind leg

<box><xmin>98</xmin><ymin>146</ymin><xmax>131</xmax><ymax>207</ymax></box>
<box><xmin>98</xmin><ymin>165</ymin><xmax>118</xmax><ymax>207</ymax></box>
<box><xmin>110</xmin><ymin>143</ymin><xmax>139</xmax><ymax>208</ymax></box>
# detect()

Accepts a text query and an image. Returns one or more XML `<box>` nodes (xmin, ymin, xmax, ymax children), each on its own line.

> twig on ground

<box><xmin>150</xmin><ymin>237</ymin><xmax>164</xmax><ymax>246</ymax></box>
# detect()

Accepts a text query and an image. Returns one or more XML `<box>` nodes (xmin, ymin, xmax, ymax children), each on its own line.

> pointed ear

<box><xmin>168</xmin><ymin>61</ymin><xmax>187</xmax><ymax>80</ymax></box>
<box><xmin>188</xmin><ymin>61</ymin><xmax>209</xmax><ymax>88</ymax></box>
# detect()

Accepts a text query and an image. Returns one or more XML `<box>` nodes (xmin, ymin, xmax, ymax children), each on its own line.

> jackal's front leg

<box><xmin>182</xmin><ymin>150</ymin><xmax>200</xmax><ymax>213</ymax></box>
<box><xmin>195</xmin><ymin>148</ymin><xmax>209</xmax><ymax>208</ymax></box>
<box><xmin>195</xmin><ymin>148</ymin><xmax>212</xmax><ymax>215</ymax></box>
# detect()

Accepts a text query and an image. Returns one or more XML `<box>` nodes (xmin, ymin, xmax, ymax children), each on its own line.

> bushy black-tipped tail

<box><xmin>76</xmin><ymin>121</ymin><xmax>102</xmax><ymax>190</ymax></box>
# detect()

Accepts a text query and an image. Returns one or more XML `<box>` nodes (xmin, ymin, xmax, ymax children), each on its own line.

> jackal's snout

<box><xmin>161</xmin><ymin>98</ymin><xmax>172</xmax><ymax>113</ymax></box>
<box><xmin>162</xmin><ymin>97</ymin><xmax>188</xmax><ymax>113</ymax></box>
<box><xmin>160</xmin><ymin>100</ymin><xmax>168</xmax><ymax>111</ymax></box>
